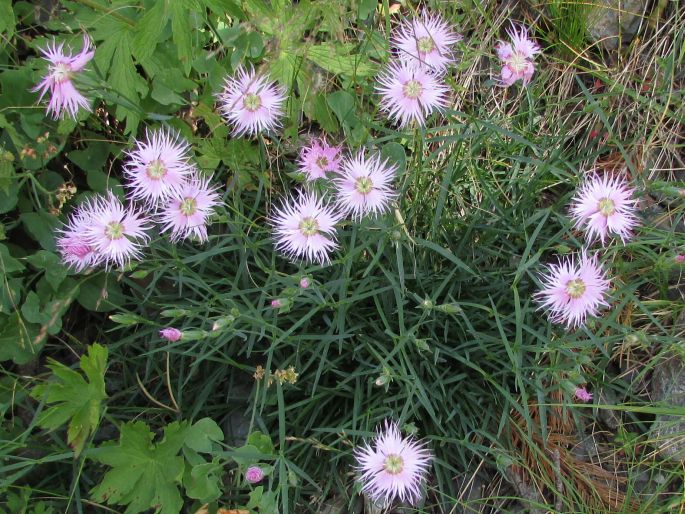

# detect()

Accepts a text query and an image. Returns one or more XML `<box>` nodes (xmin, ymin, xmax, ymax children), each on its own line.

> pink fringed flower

<box><xmin>297</xmin><ymin>138</ymin><xmax>342</xmax><ymax>181</ymax></box>
<box><xmin>354</xmin><ymin>420</ymin><xmax>432</xmax><ymax>506</ymax></box>
<box><xmin>83</xmin><ymin>194</ymin><xmax>150</xmax><ymax>269</ymax></box>
<box><xmin>376</xmin><ymin>61</ymin><xmax>448</xmax><ymax>127</ymax></box>
<box><xmin>56</xmin><ymin>205</ymin><xmax>101</xmax><ymax>271</ymax></box>
<box><xmin>160</xmin><ymin>328</ymin><xmax>183</xmax><ymax>342</ymax></box>
<box><xmin>124</xmin><ymin>128</ymin><xmax>195</xmax><ymax>207</ymax></box>
<box><xmin>536</xmin><ymin>253</ymin><xmax>610</xmax><ymax>328</ymax></box>
<box><xmin>160</xmin><ymin>175</ymin><xmax>220</xmax><ymax>243</ymax></box>
<box><xmin>245</xmin><ymin>466</ymin><xmax>264</xmax><ymax>484</ymax></box>
<box><xmin>217</xmin><ymin>67</ymin><xmax>286</xmax><ymax>137</ymax></box>
<box><xmin>335</xmin><ymin>151</ymin><xmax>396</xmax><ymax>220</ymax></box>
<box><xmin>574</xmin><ymin>387</ymin><xmax>593</xmax><ymax>402</ymax></box>
<box><xmin>32</xmin><ymin>35</ymin><xmax>95</xmax><ymax>119</ymax></box>
<box><xmin>570</xmin><ymin>174</ymin><xmax>638</xmax><ymax>243</ymax></box>
<box><xmin>394</xmin><ymin>12</ymin><xmax>461</xmax><ymax>72</ymax></box>
<box><xmin>496</xmin><ymin>24</ymin><xmax>540</xmax><ymax>86</ymax></box>
<box><xmin>272</xmin><ymin>190</ymin><xmax>342</xmax><ymax>264</ymax></box>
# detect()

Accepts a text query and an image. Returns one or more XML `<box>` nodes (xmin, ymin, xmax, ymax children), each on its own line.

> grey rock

<box><xmin>597</xmin><ymin>388</ymin><xmax>621</xmax><ymax>430</ymax></box>
<box><xmin>649</xmin><ymin>354</ymin><xmax>685</xmax><ymax>461</ymax></box>
<box><xmin>587</xmin><ymin>0</ymin><xmax>647</xmax><ymax>50</ymax></box>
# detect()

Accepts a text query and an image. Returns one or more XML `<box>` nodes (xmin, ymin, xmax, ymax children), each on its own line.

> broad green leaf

<box><xmin>77</xmin><ymin>274</ymin><xmax>125</xmax><ymax>312</ymax></box>
<box><xmin>90</xmin><ymin>421</ymin><xmax>186</xmax><ymax>514</ymax></box>
<box><xmin>0</xmin><ymin>0</ymin><xmax>15</xmax><ymax>41</ymax></box>
<box><xmin>0</xmin><ymin>243</ymin><xmax>25</xmax><ymax>274</ymax></box>
<box><xmin>184</xmin><ymin>417</ymin><xmax>224</xmax><ymax>453</ymax></box>
<box><xmin>31</xmin><ymin>343</ymin><xmax>108</xmax><ymax>456</ymax></box>
<box><xmin>205</xmin><ymin>0</ymin><xmax>246</xmax><ymax>19</ymax></box>
<box><xmin>95</xmin><ymin>26</ymin><xmax>147</xmax><ymax>133</ymax></box>
<box><xmin>327</xmin><ymin>90</ymin><xmax>357</xmax><ymax>128</ymax></box>
<box><xmin>247</xmin><ymin>430</ymin><xmax>274</xmax><ymax>455</ymax></box>
<box><xmin>305</xmin><ymin>43</ymin><xmax>377</xmax><ymax>77</ymax></box>
<box><xmin>20</xmin><ymin>212</ymin><xmax>61</xmax><ymax>251</ymax></box>
<box><xmin>183</xmin><ymin>460</ymin><xmax>223</xmax><ymax>501</ymax></box>
<box><xmin>132</xmin><ymin>1</ymin><xmax>168</xmax><ymax>62</ymax></box>
<box><xmin>0</xmin><ymin>149</ymin><xmax>15</xmax><ymax>193</ymax></box>
<box><xmin>169</xmin><ymin>1</ymin><xmax>194</xmax><ymax>76</ymax></box>
<box><xmin>26</xmin><ymin>251</ymin><xmax>68</xmax><ymax>291</ymax></box>
<box><xmin>0</xmin><ymin>313</ymin><xmax>40</xmax><ymax>364</ymax></box>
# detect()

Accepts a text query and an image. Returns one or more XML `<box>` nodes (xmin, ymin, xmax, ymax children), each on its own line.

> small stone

<box><xmin>587</xmin><ymin>0</ymin><xmax>647</xmax><ymax>51</ymax></box>
<box><xmin>649</xmin><ymin>353</ymin><xmax>685</xmax><ymax>461</ymax></box>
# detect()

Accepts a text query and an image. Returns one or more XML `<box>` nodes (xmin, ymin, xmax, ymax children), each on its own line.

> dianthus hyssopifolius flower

<box><xmin>354</xmin><ymin>420</ymin><xmax>432</xmax><ymax>506</ymax></box>
<box><xmin>216</xmin><ymin>67</ymin><xmax>286</xmax><ymax>137</ymax></box>
<box><xmin>82</xmin><ymin>193</ymin><xmax>151</xmax><ymax>269</ymax></box>
<box><xmin>376</xmin><ymin>61</ymin><xmax>449</xmax><ymax>127</ymax></box>
<box><xmin>335</xmin><ymin>151</ymin><xmax>396</xmax><ymax>220</ymax></box>
<box><xmin>496</xmin><ymin>23</ymin><xmax>540</xmax><ymax>86</ymax></box>
<box><xmin>297</xmin><ymin>137</ymin><xmax>342</xmax><ymax>181</ymax></box>
<box><xmin>393</xmin><ymin>12</ymin><xmax>461</xmax><ymax>72</ymax></box>
<box><xmin>32</xmin><ymin>35</ymin><xmax>95</xmax><ymax>119</ymax></box>
<box><xmin>56</xmin><ymin>203</ymin><xmax>101</xmax><ymax>271</ymax></box>
<box><xmin>160</xmin><ymin>174</ymin><xmax>220</xmax><ymax>243</ymax></box>
<box><xmin>570</xmin><ymin>173</ymin><xmax>639</xmax><ymax>243</ymax></box>
<box><xmin>536</xmin><ymin>252</ymin><xmax>610</xmax><ymax>328</ymax></box>
<box><xmin>124</xmin><ymin>128</ymin><xmax>195</xmax><ymax>207</ymax></box>
<box><xmin>271</xmin><ymin>190</ymin><xmax>342</xmax><ymax>264</ymax></box>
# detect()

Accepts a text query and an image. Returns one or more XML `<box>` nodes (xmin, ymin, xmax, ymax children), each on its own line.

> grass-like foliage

<box><xmin>1</xmin><ymin>0</ymin><xmax>685</xmax><ymax>513</ymax></box>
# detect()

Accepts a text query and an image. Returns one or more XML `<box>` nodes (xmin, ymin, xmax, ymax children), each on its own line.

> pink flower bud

<box><xmin>245</xmin><ymin>465</ymin><xmax>264</xmax><ymax>484</ymax></box>
<box><xmin>159</xmin><ymin>327</ymin><xmax>182</xmax><ymax>342</ymax></box>
<box><xmin>574</xmin><ymin>387</ymin><xmax>593</xmax><ymax>402</ymax></box>
<box><xmin>299</xmin><ymin>277</ymin><xmax>310</xmax><ymax>289</ymax></box>
<box><xmin>675</xmin><ymin>254</ymin><xmax>685</xmax><ymax>264</ymax></box>
<box><xmin>271</xmin><ymin>299</ymin><xmax>282</xmax><ymax>308</ymax></box>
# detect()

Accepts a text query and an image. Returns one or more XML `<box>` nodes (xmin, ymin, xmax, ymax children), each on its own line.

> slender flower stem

<box><xmin>71</xmin><ymin>0</ymin><xmax>136</xmax><ymax>27</ymax></box>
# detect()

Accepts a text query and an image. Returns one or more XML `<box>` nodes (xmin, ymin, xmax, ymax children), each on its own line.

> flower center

<box><xmin>565</xmin><ymin>278</ymin><xmax>586</xmax><ymax>299</ymax></box>
<box><xmin>243</xmin><ymin>93</ymin><xmax>262</xmax><ymax>112</ymax></box>
<box><xmin>180</xmin><ymin>197</ymin><xmax>197</xmax><ymax>216</ymax></box>
<box><xmin>598</xmin><ymin>197</ymin><xmax>616</xmax><ymax>217</ymax></box>
<box><xmin>383</xmin><ymin>454</ymin><xmax>404</xmax><ymax>475</ymax></box>
<box><xmin>52</xmin><ymin>62</ymin><xmax>72</xmax><ymax>83</ymax></box>
<box><xmin>315</xmin><ymin>155</ymin><xmax>329</xmax><ymax>169</ymax></box>
<box><xmin>105</xmin><ymin>221</ymin><xmax>125</xmax><ymax>240</ymax></box>
<box><xmin>68</xmin><ymin>243</ymin><xmax>91</xmax><ymax>258</ymax></box>
<box><xmin>508</xmin><ymin>53</ymin><xmax>528</xmax><ymax>73</ymax></box>
<box><xmin>146</xmin><ymin>159</ymin><xmax>167</xmax><ymax>180</ymax></box>
<box><xmin>355</xmin><ymin>176</ymin><xmax>373</xmax><ymax>195</ymax></box>
<box><xmin>403</xmin><ymin>79</ymin><xmax>423</xmax><ymax>100</ymax></box>
<box><xmin>417</xmin><ymin>36</ymin><xmax>435</xmax><ymax>54</ymax></box>
<box><xmin>299</xmin><ymin>216</ymin><xmax>319</xmax><ymax>237</ymax></box>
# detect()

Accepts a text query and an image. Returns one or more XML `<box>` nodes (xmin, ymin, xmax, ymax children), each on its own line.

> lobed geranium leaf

<box><xmin>90</xmin><ymin>421</ymin><xmax>187</xmax><ymax>514</ymax></box>
<box><xmin>31</xmin><ymin>343</ymin><xmax>108</xmax><ymax>456</ymax></box>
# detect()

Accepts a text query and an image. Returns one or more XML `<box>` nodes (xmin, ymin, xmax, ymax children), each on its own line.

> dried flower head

<box><xmin>536</xmin><ymin>252</ymin><xmax>610</xmax><ymax>328</ymax></box>
<box><xmin>570</xmin><ymin>173</ymin><xmax>638</xmax><ymax>243</ymax></box>
<box><xmin>32</xmin><ymin>35</ymin><xmax>95</xmax><ymax>119</ymax></box>
<box><xmin>496</xmin><ymin>24</ymin><xmax>540</xmax><ymax>86</ymax></box>
<box><xmin>354</xmin><ymin>420</ymin><xmax>432</xmax><ymax>506</ymax></box>
<box><xmin>376</xmin><ymin>61</ymin><xmax>448</xmax><ymax>127</ymax></box>
<box><xmin>335</xmin><ymin>151</ymin><xmax>396</xmax><ymax>220</ymax></box>
<box><xmin>217</xmin><ymin>67</ymin><xmax>286</xmax><ymax>137</ymax></box>
<box><xmin>394</xmin><ymin>12</ymin><xmax>461</xmax><ymax>72</ymax></box>
<box><xmin>272</xmin><ymin>190</ymin><xmax>342</xmax><ymax>264</ymax></box>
